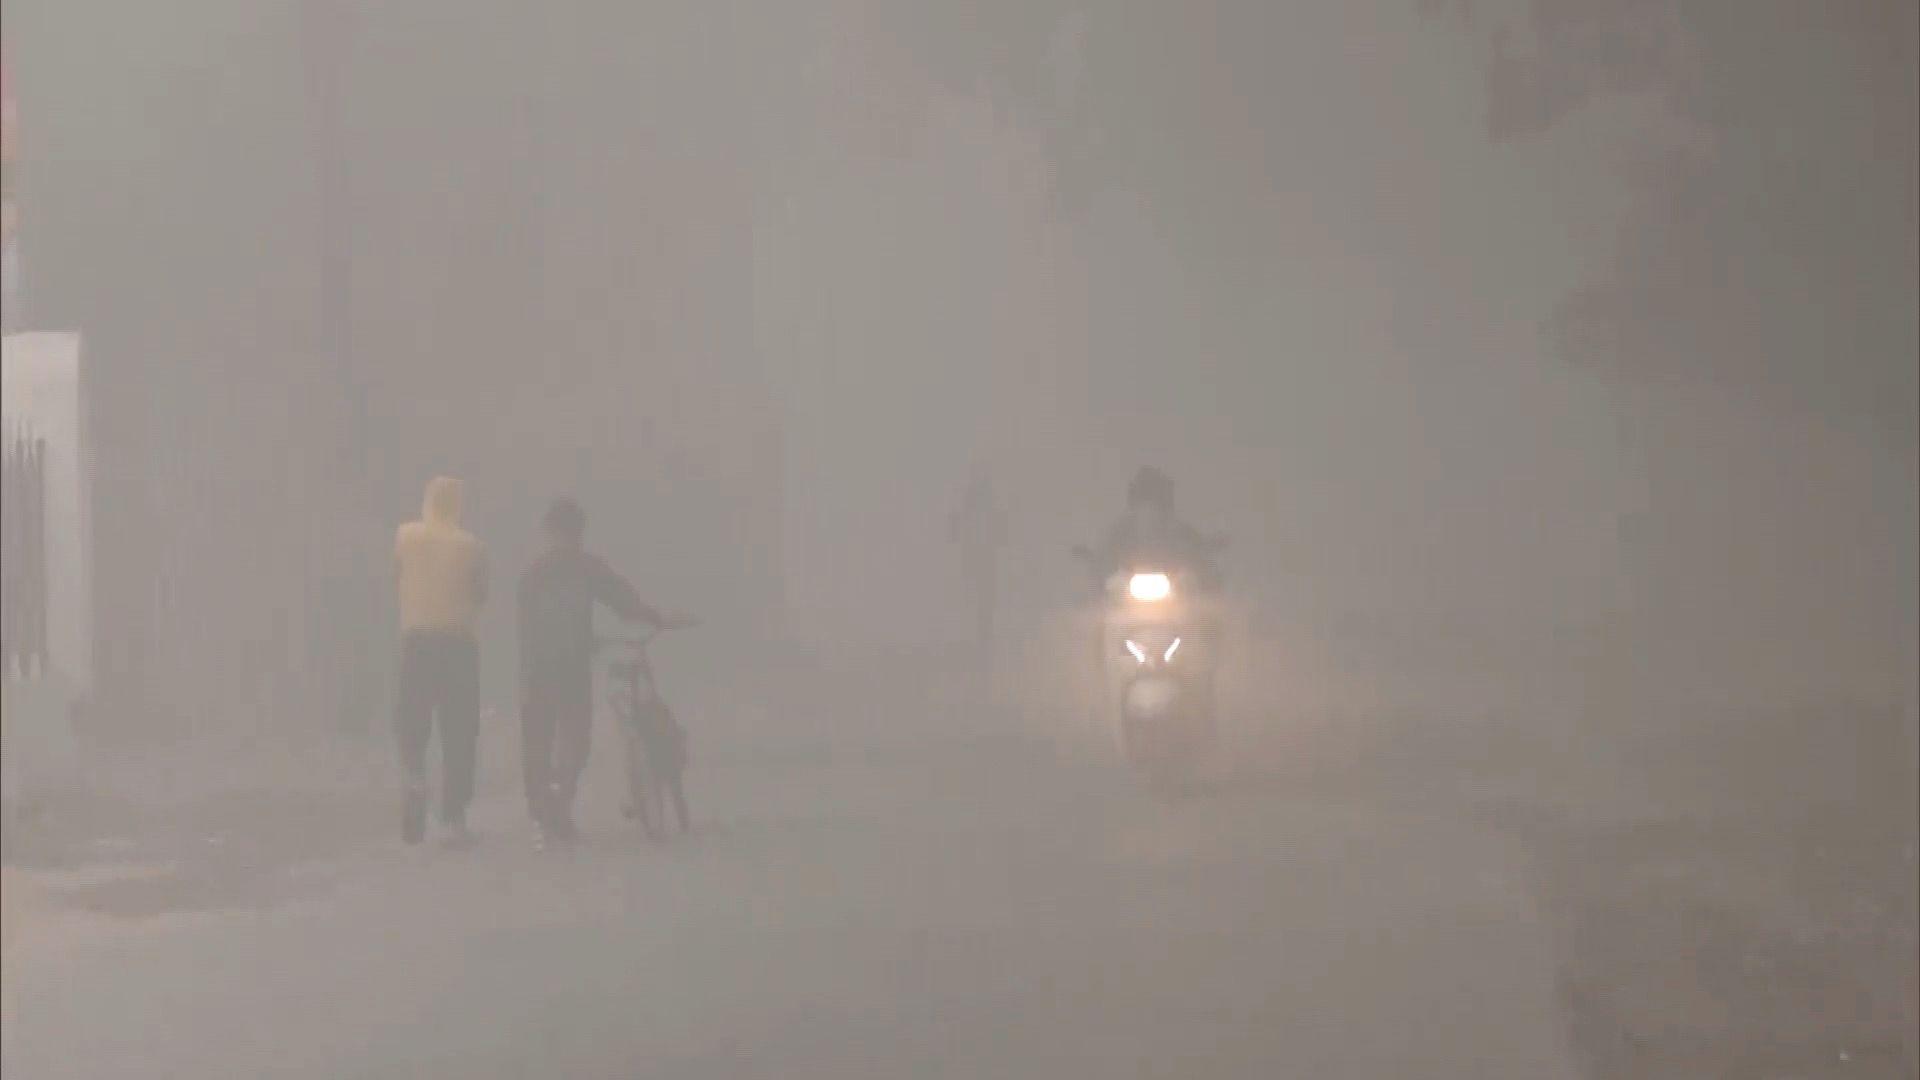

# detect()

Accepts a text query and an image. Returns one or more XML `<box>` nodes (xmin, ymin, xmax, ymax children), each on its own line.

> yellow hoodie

<box><xmin>394</xmin><ymin>476</ymin><xmax>487</xmax><ymax>635</ymax></box>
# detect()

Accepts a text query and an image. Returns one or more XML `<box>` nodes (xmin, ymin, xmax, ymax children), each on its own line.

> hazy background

<box><xmin>4</xmin><ymin>0</ymin><xmax>1913</xmax><ymax>751</ymax></box>
<box><xmin>3</xmin><ymin>4</ymin><xmax>1916</xmax><ymax>1077</ymax></box>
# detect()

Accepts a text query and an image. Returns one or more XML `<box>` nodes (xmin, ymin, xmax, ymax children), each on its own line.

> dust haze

<box><xmin>2</xmin><ymin>3</ymin><xmax>1914</xmax><ymax>1078</ymax></box>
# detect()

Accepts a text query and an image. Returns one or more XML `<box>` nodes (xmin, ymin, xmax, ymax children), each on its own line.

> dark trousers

<box><xmin>522</xmin><ymin>668</ymin><xmax>593</xmax><ymax>827</ymax></box>
<box><xmin>971</xmin><ymin>584</ymin><xmax>995</xmax><ymax>656</ymax></box>
<box><xmin>394</xmin><ymin>630</ymin><xmax>480</xmax><ymax>825</ymax></box>
<box><xmin>963</xmin><ymin>557</ymin><xmax>996</xmax><ymax>659</ymax></box>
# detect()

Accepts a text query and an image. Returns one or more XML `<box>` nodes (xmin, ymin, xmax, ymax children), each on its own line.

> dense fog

<box><xmin>2</xmin><ymin>3</ymin><xmax>1914</xmax><ymax>1077</ymax></box>
<box><xmin>6</xmin><ymin>1</ymin><xmax>1912</xmax><ymax>716</ymax></box>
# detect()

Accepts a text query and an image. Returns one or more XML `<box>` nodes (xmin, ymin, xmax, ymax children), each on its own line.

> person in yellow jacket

<box><xmin>393</xmin><ymin>476</ymin><xmax>488</xmax><ymax>845</ymax></box>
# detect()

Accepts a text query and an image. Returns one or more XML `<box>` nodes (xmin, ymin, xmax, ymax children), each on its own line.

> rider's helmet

<box><xmin>1127</xmin><ymin>466</ymin><xmax>1175</xmax><ymax>514</ymax></box>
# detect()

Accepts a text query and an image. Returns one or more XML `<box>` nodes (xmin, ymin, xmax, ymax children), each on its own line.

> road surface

<box><xmin>4</xmin><ymin>706</ymin><xmax>1574</xmax><ymax>1078</ymax></box>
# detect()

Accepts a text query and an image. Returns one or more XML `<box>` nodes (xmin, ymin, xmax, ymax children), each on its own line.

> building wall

<box><xmin>1</xmin><ymin>332</ymin><xmax>88</xmax><ymax>688</ymax></box>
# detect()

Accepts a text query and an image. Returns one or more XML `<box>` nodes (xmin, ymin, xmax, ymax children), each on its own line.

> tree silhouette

<box><xmin>1440</xmin><ymin>0</ymin><xmax>1918</xmax><ymax>437</ymax></box>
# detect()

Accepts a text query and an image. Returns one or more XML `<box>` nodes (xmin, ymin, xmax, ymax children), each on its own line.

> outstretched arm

<box><xmin>589</xmin><ymin>555</ymin><xmax>664</xmax><ymax>626</ymax></box>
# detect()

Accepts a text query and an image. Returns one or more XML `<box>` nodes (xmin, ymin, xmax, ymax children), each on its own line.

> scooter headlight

<box><xmin>1127</xmin><ymin>572</ymin><xmax>1172</xmax><ymax>602</ymax></box>
<box><xmin>1124</xmin><ymin>640</ymin><xmax>1147</xmax><ymax>664</ymax></box>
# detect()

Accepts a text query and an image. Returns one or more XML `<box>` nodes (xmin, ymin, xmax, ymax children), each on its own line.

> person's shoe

<box><xmin>401</xmin><ymin>782</ymin><xmax>429</xmax><ymax>846</ymax></box>
<box><xmin>535</xmin><ymin>819</ymin><xmax>576</xmax><ymax>851</ymax></box>
<box><xmin>543</xmin><ymin>783</ymin><xmax>579</xmax><ymax>840</ymax></box>
<box><xmin>441</xmin><ymin>817</ymin><xmax>476</xmax><ymax>849</ymax></box>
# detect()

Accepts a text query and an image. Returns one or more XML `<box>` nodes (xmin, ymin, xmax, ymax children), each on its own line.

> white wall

<box><xmin>2</xmin><ymin>331</ymin><xmax>89</xmax><ymax>689</ymax></box>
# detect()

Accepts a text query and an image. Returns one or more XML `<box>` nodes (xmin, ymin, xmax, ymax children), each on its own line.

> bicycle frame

<box><xmin>599</xmin><ymin>628</ymin><xmax>688</xmax><ymax>838</ymax></box>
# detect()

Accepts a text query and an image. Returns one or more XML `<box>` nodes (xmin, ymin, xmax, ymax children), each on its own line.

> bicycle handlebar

<box><xmin>596</xmin><ymin>631</ymin><xmax>659</xmax><ymax>651</ymax></box>
<box><xmin>594</xmin><ymin>618</ymin><xmax>697</xmax><ymax>652</ymax></box>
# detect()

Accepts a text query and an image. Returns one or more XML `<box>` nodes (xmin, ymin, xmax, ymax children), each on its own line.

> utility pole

<box><xmin>301</xmin><ymin>0</ymin><xmax>361</xmax><ymax>497</ymax></box>
<box><xmin>299</xmin><ymin>0</ymin><xmax>367</xmax><ymax>732</ymax></box>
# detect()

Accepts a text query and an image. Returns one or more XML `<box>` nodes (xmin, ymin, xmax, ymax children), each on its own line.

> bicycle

<box><xmin>600</xmin><ymin>623</ymin><xmax>694</xmax><ymax>840</ymax></box>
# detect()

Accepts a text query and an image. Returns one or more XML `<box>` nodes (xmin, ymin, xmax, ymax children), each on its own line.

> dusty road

<box><xmin>2</xmin><ymin>693</ymin><xmax>1578</xmax><ymax>1080</ymax></box>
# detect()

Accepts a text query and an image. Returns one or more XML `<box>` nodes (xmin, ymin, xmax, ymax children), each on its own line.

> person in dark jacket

<box><xmin>517</xmin><ymin>498</ymin><xmax>673</xmax><ymax>845</ymax></box>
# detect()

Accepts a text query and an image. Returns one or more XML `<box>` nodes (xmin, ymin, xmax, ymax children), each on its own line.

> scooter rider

<box><xmin>1096</xmin><ymin>466</ymin><xmax>1219</xmax><ymax>589</ymax></box>
<box><xmin>1093</xmin><ymin>467</ymin><xmax>1224</xmax><ymax>731</ymax></box>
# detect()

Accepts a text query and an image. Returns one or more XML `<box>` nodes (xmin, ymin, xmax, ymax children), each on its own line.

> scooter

<box><xmin>1070</xmin><ymin>547</ymin><xmax>1221</xmax><ymax>788</ymax></box>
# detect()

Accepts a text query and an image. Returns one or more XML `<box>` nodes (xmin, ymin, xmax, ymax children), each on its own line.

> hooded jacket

<box><xmin>394</xmin><ymin>477</ymin><xmax>487</xmax><ymax>635</ymax></box>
